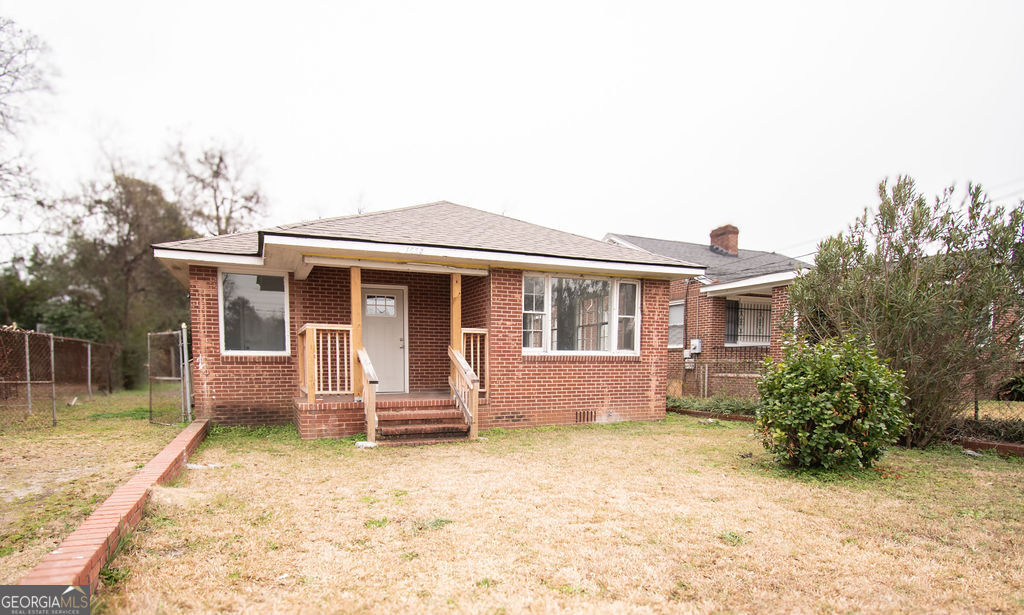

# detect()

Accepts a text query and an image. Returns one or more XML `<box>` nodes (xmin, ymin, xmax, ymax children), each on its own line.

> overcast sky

<box><xmin>4</xmin><ymin>1</ymin><xmax>1023</xmax><ymax>261</ymax></box>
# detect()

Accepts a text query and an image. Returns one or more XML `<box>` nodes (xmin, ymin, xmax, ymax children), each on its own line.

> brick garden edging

<box><xmin>668</xmin><ymin>408</ymin><xmax>756</xmax><ymax>423</ymax></box>
<box><xmin>669</xmin><ymin>409</ymin><xmax>1024</xmax><ymax>457</ymax></box>
<box><xmin>954</xmin><ymin>437</ymin><xmax>1024</xmax><ymax>457</ymax></box>
<box><xmin>18</xmin><ymin>419</ymin><xmax>210</xmax><ymax>591</ymax></box>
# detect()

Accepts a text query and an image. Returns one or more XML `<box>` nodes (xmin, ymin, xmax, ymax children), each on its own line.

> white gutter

<box><xmin>701</xmin><ymin>269</ymin><xmax>806</xmax><ymax>297</ymax></box>
<box><xmin>153</xmin><ymin>248</ymin><xmax>264</xmax><ymax>266</ymax></box>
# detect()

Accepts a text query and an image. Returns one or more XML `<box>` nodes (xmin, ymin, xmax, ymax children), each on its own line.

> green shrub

<box><xmin>756</xmin><ymin>336</ymin><xmax>908</xmax><ymax>469</ymax></box>
<box><xmin>666</xmin><ymin>395</ymin><xmax>761</xmax><ymax>416</ymax></box>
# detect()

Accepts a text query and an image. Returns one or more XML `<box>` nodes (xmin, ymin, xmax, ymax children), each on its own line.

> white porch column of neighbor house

<box><xmin>352</xmin><ymin>266</ymin><xmax>363</xmax><ymax>398</ymax></box>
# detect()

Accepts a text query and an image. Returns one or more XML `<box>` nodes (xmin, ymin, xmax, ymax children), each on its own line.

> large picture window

<box><xmin>220</xmin><ymin>272</ymin><xmax>289</xmax><ymax>354</ymax></box>
<box><xmin>522</xmin><ymin>274</ymin><xmax>640</xmax><ymax>354</ymax></box>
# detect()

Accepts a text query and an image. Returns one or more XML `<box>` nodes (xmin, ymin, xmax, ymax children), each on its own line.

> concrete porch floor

<box><xmin>319</xmin><ymin>390</ymin><xmax>452</xmax><ymax>404</ymax></box>
<box><xmin>295</xmin><ymin>390</ymin><xmax>485</xmax><ymax>410</ymax></box>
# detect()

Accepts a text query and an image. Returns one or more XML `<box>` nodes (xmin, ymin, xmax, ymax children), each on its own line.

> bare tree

<box><xmin>167</xmin><ymin>140</ymin><xmax>266</xmax><ymax>236</ymax></box>
<box><xmin>0</xmin><ymin>17</ymin><xmax>51</xmax><ymax>234</ymax></box>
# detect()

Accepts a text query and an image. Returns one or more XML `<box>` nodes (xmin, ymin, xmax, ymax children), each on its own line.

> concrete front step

<box><xmin>379</xmin><ymin>436</ymin><xmax>470</xmax><ymax>447</ymax></box>
<box><xmin>378</xmin><ymin>423</ymin><xmax>470</xmax><ymax>437</ymax></box>
<box><xmin>376</xmin><ymin>409</ymin><xmax>464</xmax><ymax>423</ymax></box>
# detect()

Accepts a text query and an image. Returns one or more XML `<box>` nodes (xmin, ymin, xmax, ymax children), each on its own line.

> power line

<box><xmin>991</xmin><ymin>186</ymin><xmax>1024</xmax><ymax>202</ymax></box>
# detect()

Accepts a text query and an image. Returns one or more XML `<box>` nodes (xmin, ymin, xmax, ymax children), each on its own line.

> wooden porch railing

<box><xmin>461</xmin><ymin>328</ymin><xmax>488</xmax><ymax>394</ymax></box>
<box><xmin>297</xmin><ymin>324</ymin><xmax>353</xmax><ymax>403</ymax></box>
<box><xmin>448</xmin><ymin>346</ymin><xmax>479</xmax><ymax>439</ymax></box>
<box><xmin>357</xmin><ymin>348</ymin><xmax>379</xmax><ymax>443</ymax></box>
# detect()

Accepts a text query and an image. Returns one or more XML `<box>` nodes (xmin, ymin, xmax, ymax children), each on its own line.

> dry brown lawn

<box><xmin>98</xmin><ymin>415</ymin><xmax>1024</xmax><ymax>614</ymax></box>
<box><xmin>0</xmin><ymin>391</ymin><xmax>181</xmax><ymax>583</ymax></box>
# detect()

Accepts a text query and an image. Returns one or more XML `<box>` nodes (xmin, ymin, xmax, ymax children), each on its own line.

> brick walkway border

<box><xmin>18</xmin><ymin>419</ymin><xmax>210</xmax><ymax>590</ymax></box>
<box><xmin>668</xmin><ymin>408</ymin><xmax>756</xmax><ymax>423</ymax></box>
<box><xmin>954</xmin><ymin>437</ymin><xmax>1024</xmax><ymax>457</ymax></box>
<box><xmin>669</xmin><ymin>408</ymin><xmax>1024</xmax><ymax>457</ymax></box>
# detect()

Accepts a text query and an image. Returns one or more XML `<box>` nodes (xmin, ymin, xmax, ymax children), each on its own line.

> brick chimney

<box><xmin>710</xmin><ymin>224</ymin><xmax>739</xmax><ymax>256</ymax></box>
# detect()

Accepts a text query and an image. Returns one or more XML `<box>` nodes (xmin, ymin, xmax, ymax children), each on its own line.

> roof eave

<box><xmin>153</xmin><ymin>236</ymin><xmax>705</xmax><ymax>281</ymax></box>
<box><xmin>261</xmin><ymin>234</ymin><xmax>704</xmax><ymax>279</ymax></box>
<box><xmin>701</xmin><ymin>269</ymin><xmax>807</xmax><ymax>297</ymax></box>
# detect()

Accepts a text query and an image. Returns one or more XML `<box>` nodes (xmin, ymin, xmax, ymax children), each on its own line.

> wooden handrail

<box><xmin>357</xmin><ymin>348</ymin><xmax>379</xmax><ymax>384</ymax></box>
<box><xmin>448</xmin><ymin>346</ymin><xmax>479</xmax><ymax>439</ymax></box>
<box><xmin>448</xmin><ymin>346</ymin><xmax>477</xmax><ymax>383</ymax></box>
<box><xmin>357</xmin><ymin>348</ymin><xmax>378</xmax><ymax>443</ymax></box>
<box><xmin>298</xmin><ymin>323</ymin><xmax>352</xmax><ymax>335</ymax></box>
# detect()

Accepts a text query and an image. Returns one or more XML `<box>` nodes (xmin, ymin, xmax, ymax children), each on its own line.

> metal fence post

<box><xmin>147</xmin><ymin>332</ymin><xmax>153</xmax><ymax>424</ymax></box>
<box><xmin>181</xmin><ymin>322</ymin><xmax>192</xmax><ymax>422</ymax></box>
<box><xmin>86</xmin><ymin>342</ymin><xmax>92</xmax><ymax>400</ymax></box>
<box><xmin>177</xmin><ymin>330</ymin><xmax>185</xmax><ymax>423</ymax></box>
<box><xmin>24</xmin><ymin>331</ymin><xmax>31</xmax><ymax>415</ymax></box>
<box><xmin>49</xmin><ymin>334</ymin><xmax>56</xmax><ymax>426</ymax></box>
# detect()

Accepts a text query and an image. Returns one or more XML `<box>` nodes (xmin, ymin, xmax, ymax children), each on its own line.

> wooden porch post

<box><xmin>351</xmin><ymin>267</ymin><xmax>363</xmax><ymax>397</ymax></box>
<box><xmin>450</xmin><ymin>273</ymin><xmax>462</xmax><ymax>375</ymax></box>
<box><xmin>305</xmin><ymin>326</ymin><xmax>316</xmax><ymax>404</ymax></box>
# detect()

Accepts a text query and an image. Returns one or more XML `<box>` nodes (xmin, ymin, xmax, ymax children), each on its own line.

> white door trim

<box><xmin>362</xmin><ymin>284</ymin><xmax>410</xmax><ymax>393</ymax></box>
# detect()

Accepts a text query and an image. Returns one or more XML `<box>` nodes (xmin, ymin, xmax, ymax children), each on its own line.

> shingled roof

<box><xmin>155</xmin><ymin>201</ymin><xmax>701</xmax><ymax>268</ymax></box>
<box><xmin>605</xmin><ymin>234</ymin><xmax>810</xmax><ymax>284</ymax></box>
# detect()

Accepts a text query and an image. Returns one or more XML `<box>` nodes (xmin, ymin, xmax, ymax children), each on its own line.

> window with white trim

<box><xmin>522</xmin><ymin>274</ymin><xmax>640</xmax><ymax>353</ymax></box>
<box><xmin>617</xmin><ymin>282</ymin><xmax>638</xmax><ymax>351</ymax></box>
<box><xmin>522</xmin><ymin>276</ymin><xmax>545</xmax><ymax>349</ymax></box>
<box><xmin>725</xmin><ymin>298</ymin><xmax>771</xmax><ymax>346</ymax></box>
<box><xmin>668</xmin><ymin>300</ymin><xmax>686</xmax><ymax>348</ymax></box>
<box><xmin>220</xmin><ymin>272</ymin><xmax>289</xmax><ymax>354</ymax></box>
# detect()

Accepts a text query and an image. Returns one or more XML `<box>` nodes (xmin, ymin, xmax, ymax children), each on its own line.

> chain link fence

<box><xmin>673</xmin><ymin>346</ymin><xmax>767</xmax><ymax>399</ymax></box>
<box><xmin>948</xmin><ymin>375</ymin><xmax>1024</xmax><ymax>444</ymax></box>
<box><xmin>692</xmin><ymin>359</ymin><xmax>765</xmax><ymax>399</ymax></box>
<box><xmin>0</xmin><ymin>327</ymin><xmax>117</xmax><ymax>428</ymax></box>
<box><xmin>147</xmin><ymin>327</ymin><xmax>192</xmax><ymax>426</ymax></box>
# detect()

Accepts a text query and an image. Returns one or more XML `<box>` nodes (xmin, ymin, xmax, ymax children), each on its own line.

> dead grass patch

<box><xmin>98</xmin><ymin>416</ymin><xmax>1024</xmax><ymax>613</ymax></box>
<box><xmin>0</xmin><ymin>390</ymin><xmax>181</xmax><ymax>582</ymax></box>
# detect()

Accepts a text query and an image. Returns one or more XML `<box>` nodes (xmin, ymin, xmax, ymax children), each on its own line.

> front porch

<box><xmin>292</xmin><ymin>266</ymin><xmax>488</xmax><ymax>443</ymax></box>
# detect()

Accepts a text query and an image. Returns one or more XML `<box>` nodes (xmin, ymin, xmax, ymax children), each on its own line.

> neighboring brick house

<box><xmin>153</xmin><ymin>202</ymin><xmax>703</xmax><ymax>443</ymax></box>
<box><xmin>605</xmin><ymin>225</ymin><xmax>810</xmax><ymax>398</ymax></box>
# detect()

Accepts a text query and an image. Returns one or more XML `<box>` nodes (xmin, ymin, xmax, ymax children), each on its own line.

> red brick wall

<box><xmin>481</xmin><ymin>268</ymin><xmax>668</xmax><ymax>428</ymax></box>
<box><xmin>769</xmin><ymin>285</ymin><xmax>791</xmax><ymax>361</ymax></box>
<box><xmin>665</xmin><ymin>280</ymin><xmax>793</xmax><ymax>398</ymax></box>
<box><xmin>189</xmin><ymin>265</ymin><xmax>451</xmax><ymax>425</ymax></box>
<box><xmin>362</xmin><ymin>270</ymin><xmax>450</xmax><ymax>392</ymax></box>
<box><xmin>462</xmin><ymin>274</ymin><xmax>490</xmax><ymax>329</ymax></box>
<box><xmin>191</xmin><ymin>265</ymin><xmax>672</xmax><ymax>430</ymax></box>
<box><xmin>190</xmin><ymin>265</ymin><xmax>298</xmax><ymax>425</ymax></box>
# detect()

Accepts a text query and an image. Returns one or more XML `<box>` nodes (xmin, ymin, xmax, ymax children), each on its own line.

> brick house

<box><xmin>605</xmin><ymin>225</ymin><xmax>810</xmax><ymax>398</ymax></box>
<box><xmin>153</xmin><ymin>202</ymin><xmax>703</xmax><ymax>443</ymax></box>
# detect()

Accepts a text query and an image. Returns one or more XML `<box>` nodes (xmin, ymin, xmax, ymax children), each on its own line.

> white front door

<box><xmin>361</xmin><ymin>286</ymin><xmax>408</xmax><ymax>393</ymax></box>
